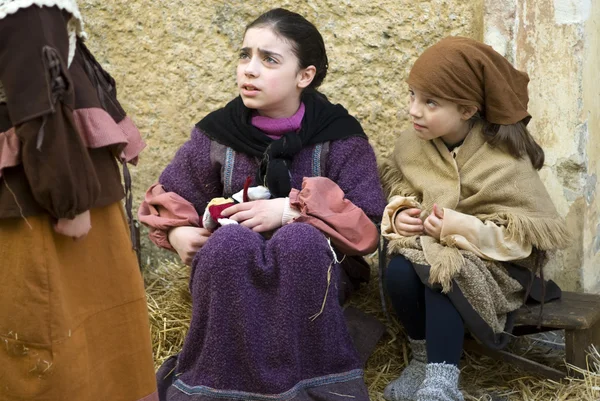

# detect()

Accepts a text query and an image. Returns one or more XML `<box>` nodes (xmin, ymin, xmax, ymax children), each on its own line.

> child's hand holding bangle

<box><xmin>394</xmin><ymin>208</ymin><xmax>424</xmax><ymax>237</ymax></box>
<box><xmin>423</xmin><ymin>204</ymin><xmax>444</xmax><ymax>240</ymax></box>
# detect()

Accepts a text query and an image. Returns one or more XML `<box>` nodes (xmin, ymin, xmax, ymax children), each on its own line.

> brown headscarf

<box><xmin>407</xmin><ymin>36</ymin><xmax>531</xmax><ymax>125</ymax></box>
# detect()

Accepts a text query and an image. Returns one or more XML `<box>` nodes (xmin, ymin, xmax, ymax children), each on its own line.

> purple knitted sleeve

<box><xmin>326</xmin><ymin>136</ymin><xmax>386</xmax><ymax>222</ymax></box>
<box><xmin>158</xmin><ymin>128</ymin><xmax>222</xmax><ymax>215</ymax></box>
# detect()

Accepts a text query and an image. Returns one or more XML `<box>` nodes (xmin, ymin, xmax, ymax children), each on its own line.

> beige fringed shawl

<box><xmin>381</xmin><ymin>124</ymin><xmax>569</xmax><ymax>334</ymax></box>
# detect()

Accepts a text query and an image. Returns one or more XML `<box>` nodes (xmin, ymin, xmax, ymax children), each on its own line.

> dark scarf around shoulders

<box><xmin>195</xmin><ymin>90</ymin><xmax>367</xmax><ymax>198</ymax></box>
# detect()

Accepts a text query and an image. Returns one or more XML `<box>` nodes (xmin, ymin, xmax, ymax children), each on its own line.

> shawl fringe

<box><xmin>420</xmin><ymin>237</ymin><xmax>465</xmax><ymax>293</ymax></box>
<box><xmin>388</xmin><ymin>235</ymin><xmax>464</xmax><ymax>292</ymax></box>
<box><xmin>427</xmin><ymin>245</ymin><xmax>464</xmax><ymax>293</ymax></box>
<box><xmin>482</xmin><ymin>213</ymin><xmax>571</xmax><ymax>251</ymax></box>
<box><xmin>387</xmin><ymin>236</ymin><xmax>419</xmax><ymax>255</ymax></box>
<box><xmin>379</xmin><ymin>158</ymin><xmax>417</xmax><ymax>199</ymax></box>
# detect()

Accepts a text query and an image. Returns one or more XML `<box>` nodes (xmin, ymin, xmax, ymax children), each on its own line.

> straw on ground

<box><xmin>145</xmin><ymin>260</ymin><xmax>600</xmax><ymax>401</ymax></box>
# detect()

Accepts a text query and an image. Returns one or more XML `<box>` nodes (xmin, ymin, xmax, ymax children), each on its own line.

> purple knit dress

<box><xmin>155</xmin><ymin>107</ymin><xmax>385</xmax><ymax>401</ymax></box>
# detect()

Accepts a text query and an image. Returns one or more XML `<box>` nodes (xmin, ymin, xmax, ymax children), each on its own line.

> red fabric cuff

<box><xmin>289</xmin><ymin>177</ymin><xmax>379</xmax><ymax>256</ymax></box>
<box><xmin>138</xmin><ymin>183</ymin><xmax>200</xmax><ymax>250</ymax></box>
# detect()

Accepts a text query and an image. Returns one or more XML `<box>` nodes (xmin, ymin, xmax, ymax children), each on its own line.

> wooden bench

<box><xmin>464</xmin><ymin>291</ymin><xmax>600</xmax><ymax>381</ymax></box>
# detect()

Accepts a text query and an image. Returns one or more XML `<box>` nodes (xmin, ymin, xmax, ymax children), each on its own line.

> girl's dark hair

<box><xmin>246</xmin><ymin>8</ymin><xmax>328</xmax><ymax>88</ymax></box>
<box><xmin>477</xmin><ymin>116</ymin><xmax>545</xmax><ymax>170</ymax></box>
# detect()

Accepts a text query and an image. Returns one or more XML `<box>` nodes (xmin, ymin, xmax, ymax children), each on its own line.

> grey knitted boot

<box><xmin>383</xmin><ymin>338</ymin><xmax>427</xmax><ymax>401</ymax></box>
<box><xmin>414</xmin><ymin>363</ymin><xmax>464</xmax><ymax>401</ymax></box>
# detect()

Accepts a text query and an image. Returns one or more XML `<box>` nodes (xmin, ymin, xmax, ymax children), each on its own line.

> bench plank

<box><xmin>566</xmin><ymin>324</ymin><xmax>600</xmax><ymax>371</ymax></box>
<box><xmin>514</xmin><ymin>292</ymin><xmax>600</xmax><ymax>330</ymax></box>
<box><xmin>464</xmin><ymin>339</ymin><xmax>567</xmax><ymax>381</ymax></box>
<box><xmin>468</xmin><ymin>291</ymin><xmax>600</xmax><ymax>379</ymax></box>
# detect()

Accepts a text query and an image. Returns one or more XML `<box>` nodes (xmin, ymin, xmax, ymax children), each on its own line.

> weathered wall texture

<box><xmin>581</xmin><ymin>1</ymin><xmax>600</xmax><ymax>293</ymax></box>
<box><xmin>80</xmin><ymin>0</ymin><xmax>483</xmax><ymax>263</ymax></box>
<box><xmin>80</xmin><ymin>0</ymin><xmax>599</xmax><ymax>293</ymax></box>
<box><xmin>484</xmin><ymin>0</ymin><xmax>599</xmax><ymax>291</ymax></box>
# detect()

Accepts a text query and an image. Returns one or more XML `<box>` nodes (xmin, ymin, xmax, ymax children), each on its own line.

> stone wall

<box><xmin>80</xmin><ymin>0</ymin><xmax>483</xmax><ymax>263</ymax></box>
<box><xmin>80</xmin><ymin>1</ymin><xmax>600</xmax><ymax>293</ymax></box>
<box><xmin>484</xmin><ymin>0</ymin><xmax>599</xmax><ymax>292</ymax></box>
<box><xmin>581</xmin><ymin>2</ymin><xmax>600</xmax><ymax>293</ymax></box>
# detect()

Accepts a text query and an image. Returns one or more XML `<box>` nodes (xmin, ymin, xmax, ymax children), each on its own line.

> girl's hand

<box><xmin>424</xmin><ymin>204</ymin><xmax>444</xmax><ymax>240</ymax></box>
<box><xmin>221</xmin><ymin>198</ymin><xmax>286</xmax><ymax>233</ymax></box>
<box><xmin>168</xmin><ymin>226</ymin><xmax>212</xmax><ymax>266</ymax></box>
<box><xmin>54</xmin><ymin>210</ymin><xmax>91</xmax><ymax>239</ymax></box>
<box><xmin>394</xmin><ymin>208</ymin><xmax>423</xmax><ymax>236</ymax></box>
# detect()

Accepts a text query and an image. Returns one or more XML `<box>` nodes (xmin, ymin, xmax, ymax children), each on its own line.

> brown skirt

<box><xmin>0</xmin><ymin>202</ymin><xmax>157</xmax><ymax>401</ymax></box>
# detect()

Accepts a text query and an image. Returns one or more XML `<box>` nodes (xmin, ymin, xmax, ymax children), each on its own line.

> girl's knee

<box><xmin>271</xmin><ymin>223</ymin><xmax>327</xmax><ymax>254</ymax></box>
<box><xmin>386</xmin><ymin>255</ymin><xmax>421</xmax><ymax>293</ymax></box>
<box><xmin>266</xmin><ymin>224</ymin><xmax>334</xmax><ymax>271</ymax></box>
<box><xmin>199</xmin><ymin>224</ymin><xmax>262</xmax><ymax>262</ymax></box>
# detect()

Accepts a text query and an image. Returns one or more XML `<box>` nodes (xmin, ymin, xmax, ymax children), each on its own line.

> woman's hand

<box><xmin>221</xmin><ymin>198</ymin><xmax>286</xmax><ymax>233</ymax></box>
<box><xmin>394</xmin><ymin>208</ymin><xmax>424</xmax><ymax>237</ymax></box>
<box><xmin>424</xmin><ymin>204</ymin><xmax>444</xmax><ymax>240</ymax></box>
<box><xmin>54</xmin><ymin>210</ymin><xmax>91</xmax><ymax>239</ymax></box>
<box><xmin>168</xmin><ymin>226</ymin><xmax>212</xmax><ymax>266</ymax></box>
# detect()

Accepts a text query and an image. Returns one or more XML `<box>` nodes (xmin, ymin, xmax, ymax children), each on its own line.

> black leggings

<box><xmin>386</xmin><ymin>255</ymin><xmax>464</xmax><ymax>366</ymax></box>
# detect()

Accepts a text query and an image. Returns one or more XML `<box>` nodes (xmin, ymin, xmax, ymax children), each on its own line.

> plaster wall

<box><xmin>484</xmin><ymin>0</ymin><xmax>599</xmax><ymax>291</ymax></box>
<box><xmin>79</xmin><ymin>0</ymin><xmax>483</xmax><ymax>263</ymax></box>
<box><xmin>81</xmin><ymin>1</ymin><xmax>598</xmax><ymax>291</ymax></box>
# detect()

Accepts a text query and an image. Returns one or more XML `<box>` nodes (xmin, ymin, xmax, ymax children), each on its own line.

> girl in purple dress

<box><xmin>139</xmin><ymin>8</ymin><xmax>385</xmax><ymax>401</ymax></box>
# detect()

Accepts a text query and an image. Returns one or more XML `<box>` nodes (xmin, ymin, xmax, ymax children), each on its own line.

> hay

<box><xmin>144</xmin><ymin>260</ymin><xmax>192</xmax><ymax>369</ymax></box>
<box><xmin>145</xmin><ymin>258</ymin><xmax>600</xmax><ymax>400</ymax></box>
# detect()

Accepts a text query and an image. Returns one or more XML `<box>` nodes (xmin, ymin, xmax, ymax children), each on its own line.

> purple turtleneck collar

<box><xmin>251</xmin><ymin>103</ymin><xmax>305</xmax><ymax>139</ymax></box>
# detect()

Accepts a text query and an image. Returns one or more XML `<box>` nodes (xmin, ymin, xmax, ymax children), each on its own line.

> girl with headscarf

<box><xmin>380</xmin><ymin>37</ymin><xmax>569</xmax><ymax>401</ymax></box>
